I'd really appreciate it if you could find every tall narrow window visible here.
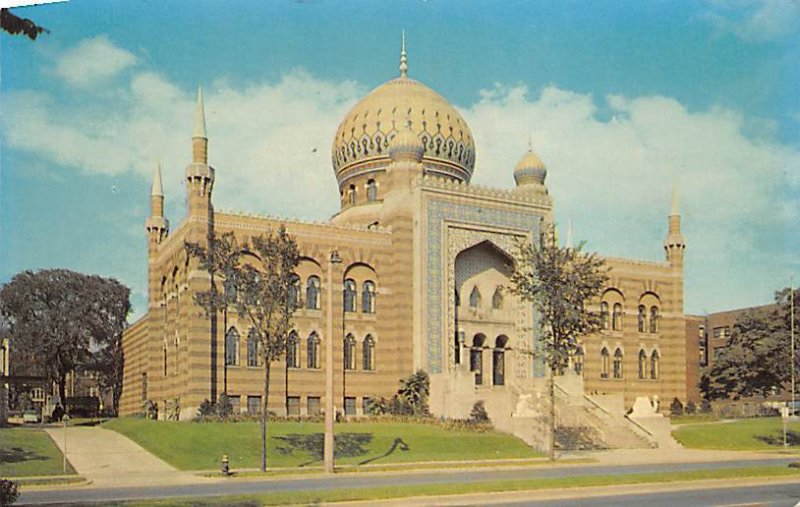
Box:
[286,331,299,368]
[306,276,320,310]
[343,279,357,313]
[288,275,300,308]
[471,334,485,385]
[343,334,356,370]
[163,341,168,376]
[307,332,320,369]
[225,328,239,366]
[349,184,356,205]
[638,349,647,379]
[600,347,609,378]
[612,303,623,331]
[247,329,258,367]
[649,306,659,333]
[362,281,376,314]
[650,350,660,379]
[363,335,375,371]
[613,348,623,379]
[469,286,481,308]
[600,302,609,330]
[493,336,508,386]
[638,305,646,333]
[492,287,503,310]
[366,179,377,201]
[573,348,584,375]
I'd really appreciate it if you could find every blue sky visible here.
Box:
[1,0,798,319]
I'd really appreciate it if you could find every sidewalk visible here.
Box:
[561,447,799,466]
[44,425,217,488]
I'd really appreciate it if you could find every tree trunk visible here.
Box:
[58,372,67,407]
[549,365,555,461]
[261,361,271,472]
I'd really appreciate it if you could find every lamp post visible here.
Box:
[324,250,342,474]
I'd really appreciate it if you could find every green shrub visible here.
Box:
[670,397,684,417]
[700,399,712,413]
[0,478,18,506]
[685,401,697,415]
[469,401,490,423]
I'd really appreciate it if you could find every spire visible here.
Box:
[670,184,680,216]
[565,218,574,249]
[151,160,164,197]
[192,86,207,139]
[399,30,408,78]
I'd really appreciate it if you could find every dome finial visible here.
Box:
[399,30,408,78]
[528,132,534,152]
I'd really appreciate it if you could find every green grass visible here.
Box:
[673,417,800,450]
[670,413,720,424]
[104,418,542,471]
[0,427,75,477]
[80,465,800,506]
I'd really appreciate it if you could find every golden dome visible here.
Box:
[331,76,476,186]
[513,149,547,186]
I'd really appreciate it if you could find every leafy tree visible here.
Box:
[1,8,47,40]
[0,269,130,408]
[509,225,608,459]
[188,226,299,472]
[701,287,800,401]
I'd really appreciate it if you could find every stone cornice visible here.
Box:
[416,174,551,209]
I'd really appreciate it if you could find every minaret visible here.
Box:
[664,185,686,267]
[185,86,215,216]
[145,161,169,244]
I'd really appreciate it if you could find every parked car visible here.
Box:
[22,411,41,423]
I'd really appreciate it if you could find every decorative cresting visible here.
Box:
[331,36,476,190]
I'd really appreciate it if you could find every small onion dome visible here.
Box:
[513,149,547,186]
[388,123,424,161]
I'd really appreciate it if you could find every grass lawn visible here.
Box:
[0,427,75,477]
[673,417,800,450]
[103,418,541,471]
[82,466,800,506]
[670,414,720,425]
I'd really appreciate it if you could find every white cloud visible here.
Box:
[463,83,800,312]
[704,0,800,42]
[54,35,138,88]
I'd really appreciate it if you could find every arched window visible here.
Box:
[638,305,646,333]
[286,331,299,368]
[600,347,609,378]
[225,328,239,366]
[349,184,356,205]
[600,302,609,330]
[650,350,660,379]
[247,329,258,367]
[287,275,300,308]
[649,306,659,333]
[638,349,647,379]
[307,332,320,369]
[306,276,320,310]
[492,287,503,310]
[367,179,377,201]
[573,348,584,375]
[343,334,356,370]
[362,281,376,314]
[471,334,485,385]
[493,335,508,386]
[612,303,623,331]
[363,335,375,371]
[343,279,357,313]
[613,348,623,379]
[469,286,481,308]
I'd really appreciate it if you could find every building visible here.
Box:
[119,43,687,446]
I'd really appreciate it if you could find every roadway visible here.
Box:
[17,457,800,505]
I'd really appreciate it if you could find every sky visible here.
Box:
[1,0,798,320]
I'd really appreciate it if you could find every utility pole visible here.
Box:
[324,250,341,474]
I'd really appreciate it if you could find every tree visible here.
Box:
[0,269,130,408]
[509,225,608,459]
[188,226,299,472]
[702,287,800,401]
[186,230,243,394]
[1,8,48,40]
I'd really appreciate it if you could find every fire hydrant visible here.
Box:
[221,454,230,476]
